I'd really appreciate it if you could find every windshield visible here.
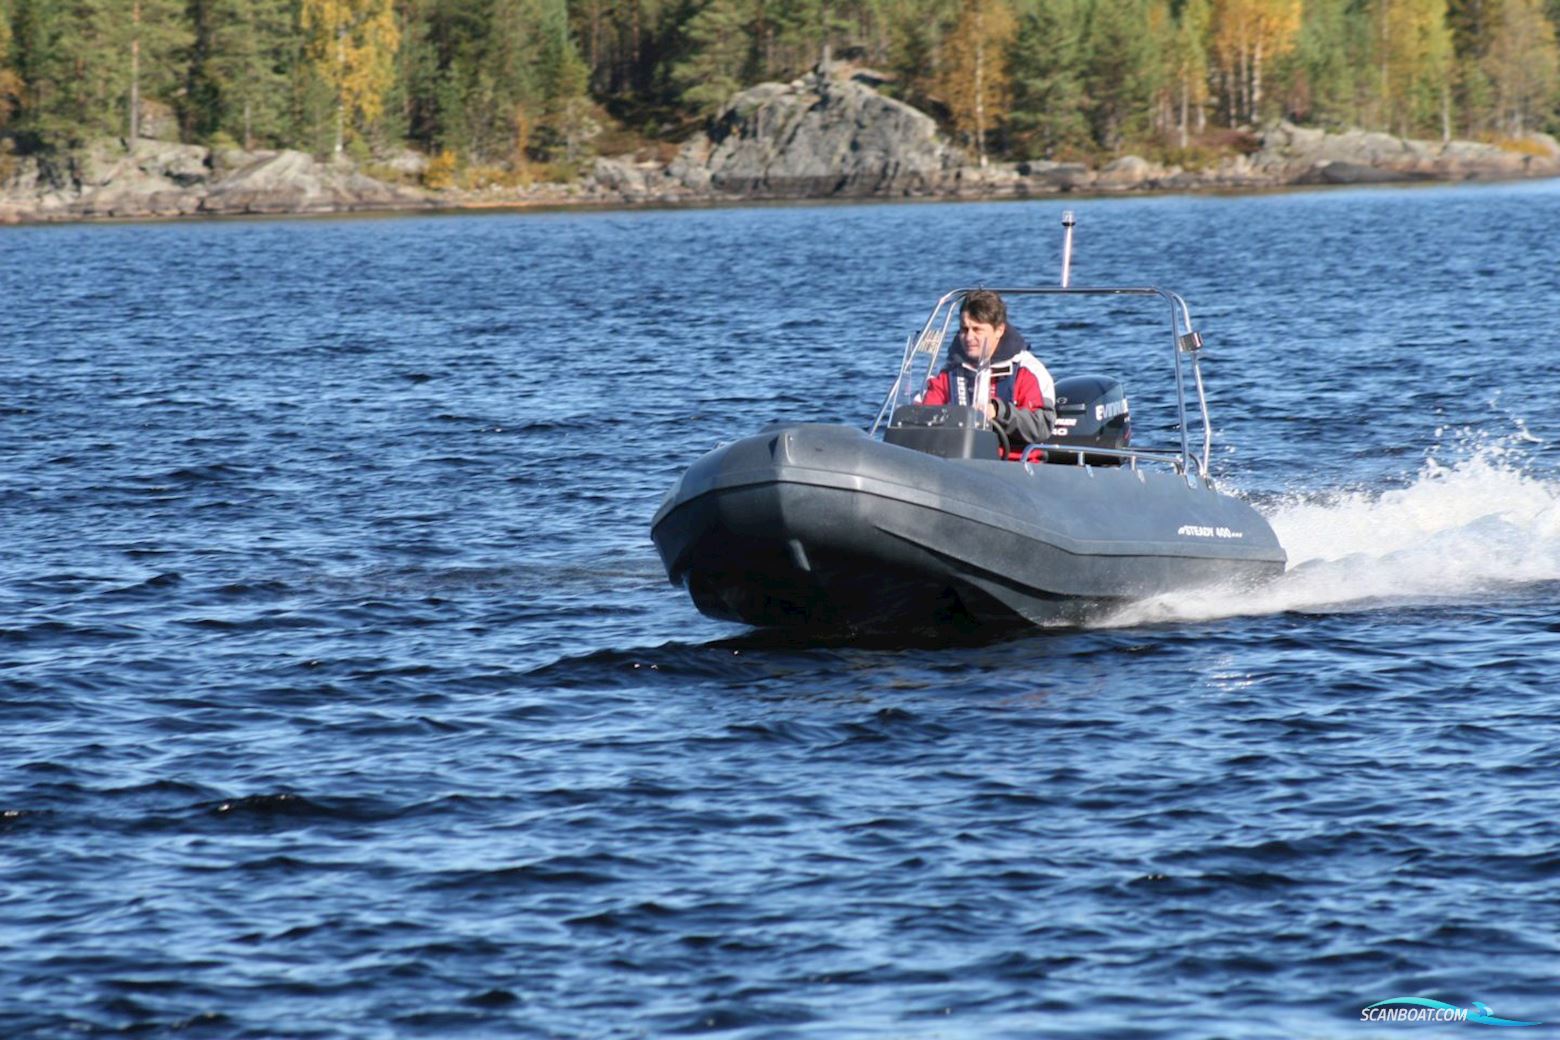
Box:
[890,330,948,412]
[885,292,962,415]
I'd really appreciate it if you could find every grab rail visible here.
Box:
[1018,443,1187,474]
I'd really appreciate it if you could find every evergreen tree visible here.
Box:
[407,0,483,153]
[884,0,955,111]
[384,0,432,146]
[126,0,193,140]
[19,0,190,143]
[1445,0,1495,131]
[1291,0,1367,125]
[763,0,861,75]
[587,0,680,100]
[6,0,56,140]
[483,0,549,160]
[1006,0,1091,158]
[671,0,754,115]
[185,0,295,147]
[536,0,594,161]
[67,0,129,137]
[1085,0,1157,148]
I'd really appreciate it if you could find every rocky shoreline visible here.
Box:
[4,67,1557,225]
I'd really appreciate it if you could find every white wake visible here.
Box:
[1105,438,1560,626]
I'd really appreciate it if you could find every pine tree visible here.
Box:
[405,0,486,155]
[16,0,189,143]
[885,0,955,112]
[1165,0,1211,145]
[1006,0,1091,158]
[1141,0,1210,145]
[536,0,594,161]
[1292,0,1367,126]
[6,0,55,139]
[601,0,676,97]
[484,0,549,160]
[671,0,754,115]
[390,0,439,148]
[765,0,861,76]
[185,0,294,147]
[1085,0,1156,148]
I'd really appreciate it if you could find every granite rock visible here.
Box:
[675,63,959,198]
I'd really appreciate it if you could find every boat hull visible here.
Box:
[651,424,1286,630]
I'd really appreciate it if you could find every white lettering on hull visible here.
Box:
[1177,524,1245,539]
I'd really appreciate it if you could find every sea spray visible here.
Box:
[1104,439,1560,626]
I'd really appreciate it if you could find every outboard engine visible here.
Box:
[1047,375,1130,465]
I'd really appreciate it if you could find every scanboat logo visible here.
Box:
[1360,997,1542,1027]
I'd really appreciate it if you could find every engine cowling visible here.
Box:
[1047,374,1130,465]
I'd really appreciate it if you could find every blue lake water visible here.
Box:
[3,181,1560,1038]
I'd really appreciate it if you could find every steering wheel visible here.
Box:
[991,421,1010,458]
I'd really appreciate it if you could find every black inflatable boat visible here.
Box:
[651,280,1286,631]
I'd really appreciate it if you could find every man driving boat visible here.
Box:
[919,289,1056,457]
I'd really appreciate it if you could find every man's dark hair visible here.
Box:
[960,290,1006,328]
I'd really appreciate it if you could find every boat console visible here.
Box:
[883,405,998,459]
[883,375,1132,464]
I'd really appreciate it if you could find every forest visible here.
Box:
[1,0,1557,182]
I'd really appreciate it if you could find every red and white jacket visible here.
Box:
[920,326,1056,456]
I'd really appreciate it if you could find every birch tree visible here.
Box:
[935,0,1015,166]
[300,0,400,156]
[1211,0,1300,123]
[1481,0,1560,133]
[0,0,21,129]
[1375,0,1454,135]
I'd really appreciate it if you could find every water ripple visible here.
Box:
[3,186,1560,1039]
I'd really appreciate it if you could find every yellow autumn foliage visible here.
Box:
[935,0,1017,165]
[1375,0,1454,135]
[423,149,458,189]
[1489,135,1556,157]
[300,0,400,151]
[1211,0,1301,121]
[0,0,20,131]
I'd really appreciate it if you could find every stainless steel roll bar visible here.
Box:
[871,285,1214,481]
